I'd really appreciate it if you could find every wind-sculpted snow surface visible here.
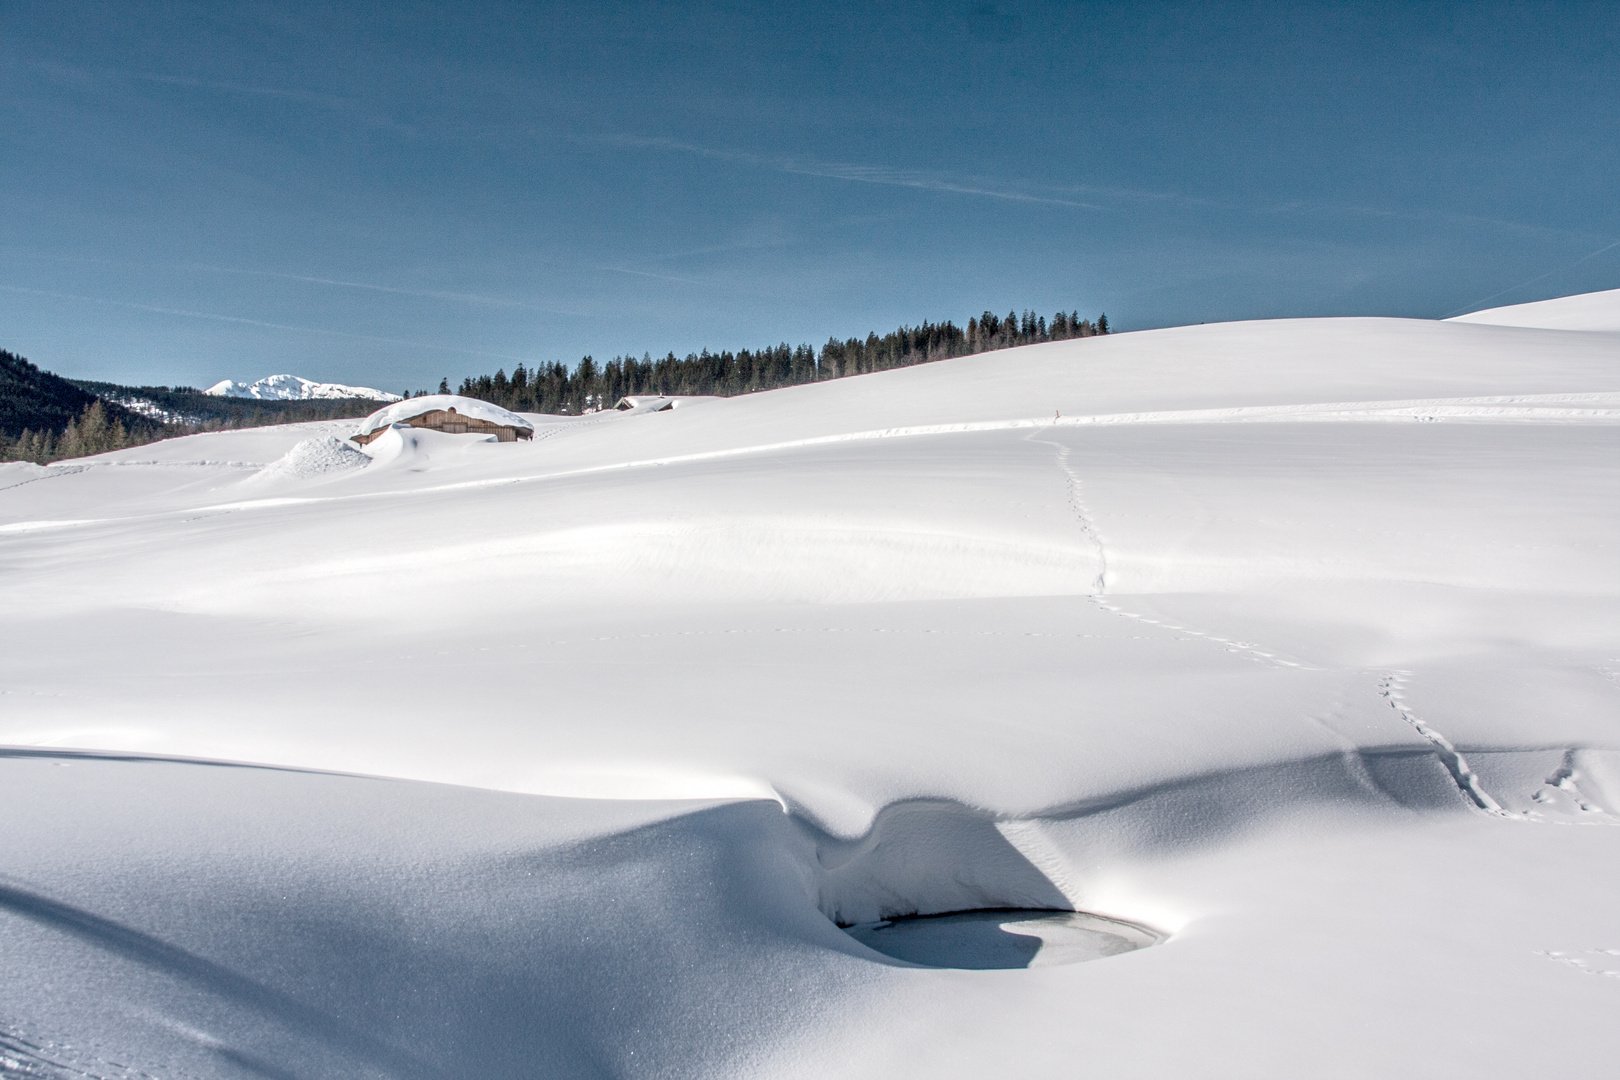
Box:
[2,301,1620,1077]
[1449,287,1620,331]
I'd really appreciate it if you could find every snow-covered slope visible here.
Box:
[204,373,402,400]
[1449,285,1620,330]
[2,308,1619,1078]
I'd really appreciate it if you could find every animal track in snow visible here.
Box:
[1024,425,1108,594]
[1024,424,1309,671]
[1541,950,1620,979]
[1379,672,1507,814]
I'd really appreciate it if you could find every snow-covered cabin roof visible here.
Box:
[613,395,719,413]
[352,395,535,440]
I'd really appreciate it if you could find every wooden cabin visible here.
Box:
[350,406,532,445]
[614,396,675,411]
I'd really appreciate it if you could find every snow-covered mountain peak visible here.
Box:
[203,374,401,401]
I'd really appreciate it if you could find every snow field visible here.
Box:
[2,297,1620,1077]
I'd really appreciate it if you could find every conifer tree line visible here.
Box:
[1,305,1109,463]
[0,399,158,464]
[0,397,380,464]
[449,308,1109,414]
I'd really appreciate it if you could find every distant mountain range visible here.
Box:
[69,379,390,432]
[204,374,402,402]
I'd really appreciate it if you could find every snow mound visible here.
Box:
[249,436,370,482]
[351,394,534,439]
[615,395,720,413]
[204,374,402,401]
[1448,286,1620,331]
[354,423,447,468]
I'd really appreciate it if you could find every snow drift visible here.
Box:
[248,435,371,483]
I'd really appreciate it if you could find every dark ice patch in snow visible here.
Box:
[845,908,1160,970]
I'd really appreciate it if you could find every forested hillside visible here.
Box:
[1,349,151,439]
[453,308,1109,414]
[1,349,167,461]
[70,380,382,428]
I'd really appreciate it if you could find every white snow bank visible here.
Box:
[1448,286,1620,331]
[204,374,402,401]
[248,436,370,483]
[351,394,535,439]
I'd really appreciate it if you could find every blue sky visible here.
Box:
[2,1,1617,392]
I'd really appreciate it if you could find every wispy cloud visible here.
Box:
[599,266,709,286]
[0,249,588,318]
[1259,197,1599,243]
[1441,237,1620,317]
[595,133,1119,211]
[597,133,1606,249]
[31,60,417,136]
[0,284,540,364]
[185,264,581,315]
